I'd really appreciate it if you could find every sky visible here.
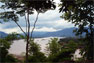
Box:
[0,0,74,33]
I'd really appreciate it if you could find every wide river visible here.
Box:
[8,37,82,60]
[9,37,56,55]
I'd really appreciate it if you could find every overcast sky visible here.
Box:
[0,0,74,33]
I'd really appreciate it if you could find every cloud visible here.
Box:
[34,27,57,32]
[0,27,21,33]
[0,18,74,33]
[0,0,75,33]
[34,19,74,29]
[0,21,17,29]
[53,19,75,29]
[0,26,58,33]
[29,7,62,22]
[0,8,62,29]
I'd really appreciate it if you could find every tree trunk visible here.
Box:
[88,23,94,60]
[26,8,30,63]
[90,25,94,60]
[26,38,29,63]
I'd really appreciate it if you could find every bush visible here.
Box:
[47,38,78,62]
[27,40,47,62]
[0,39,18,62]
[28,52,47,62]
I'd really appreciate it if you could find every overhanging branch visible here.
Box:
[15,21,27,36]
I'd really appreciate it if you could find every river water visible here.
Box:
[8,37,82,60]
[9,37,62,55]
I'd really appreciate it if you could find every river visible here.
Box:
[8,37,82,60]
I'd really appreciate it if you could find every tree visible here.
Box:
[0,0,56,62]
[47,38,62,62]
[29,40,41,56]
[47,38,61,56]
[0,39,18,62]
[5,32,19,41]
[47,38,77,62]
[59,0,94,60]
[28,40,47,62]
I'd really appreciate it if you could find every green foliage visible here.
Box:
[0,39,11,49]
[47,38,61,55]
[0,0,56,22]
[5,54,19,63]
[0,39,18,62]
[59,0,94,60]
[80,38,94,60]
[0,11,19,23]
[59,37,80,44]
[65,40,78,50]
[18,34,26,39]
[0,39,11,62]
[59,0,94,36]
[28,52,47,62]
[0,33,22,62]
[27,40,47,62]
[5,32,24,41]
[47,38,78,62]
[5,32,18,41]
[48,48,73,62]
[29,40,40,55]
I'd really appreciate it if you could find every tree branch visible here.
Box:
[31,12,39,38]
[27,8,30,39]
[15,21,27,36]
[25,13,28,34]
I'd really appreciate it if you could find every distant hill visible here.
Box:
[32,31,47,38]
[32,27,78,38]
[44,27,77,37]
[0,27,79,38]
[0,31,8,38]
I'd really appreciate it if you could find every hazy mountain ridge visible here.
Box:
[0,27,78,38]
[0,31,8,38]
[32,27,77,37]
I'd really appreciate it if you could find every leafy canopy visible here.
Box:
[59,0,94,60]
[0,0,56,22]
